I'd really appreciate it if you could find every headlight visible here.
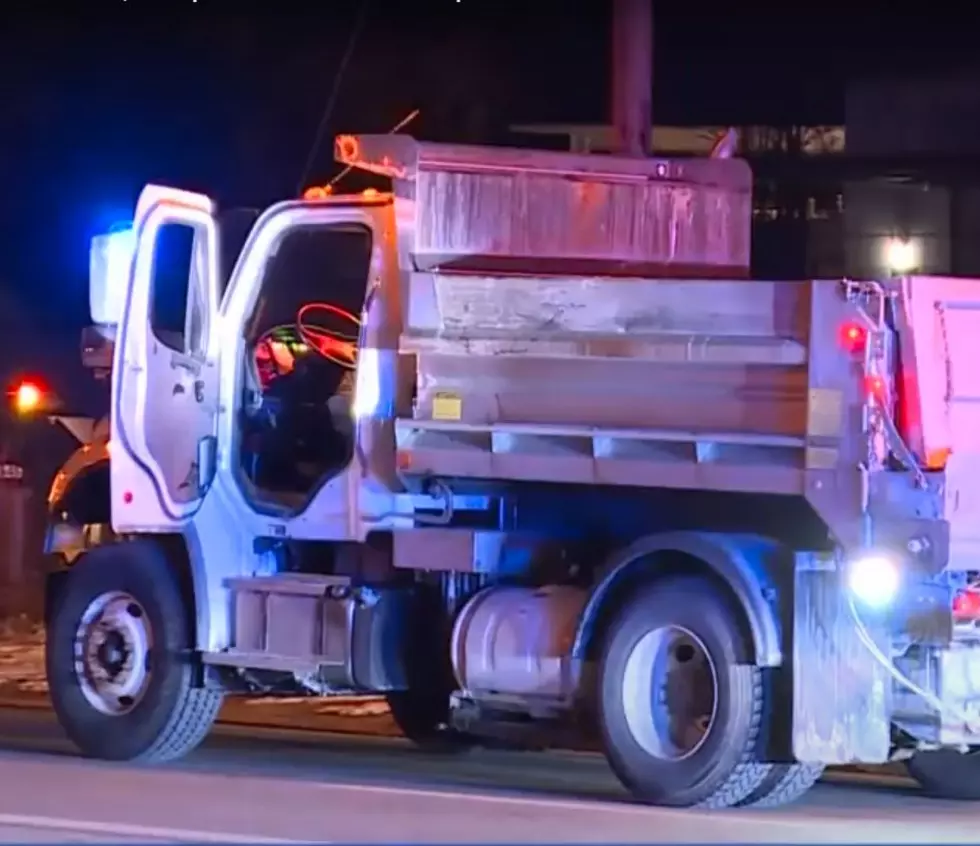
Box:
[847,554,901,609]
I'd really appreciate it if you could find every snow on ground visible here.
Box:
[0,620,46,696]
[0,623,391,718]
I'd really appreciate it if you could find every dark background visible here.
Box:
[0,1,972,613]
[1,3,975,330]
[0,1,973,413]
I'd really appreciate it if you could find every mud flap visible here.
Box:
[792,552,891,764]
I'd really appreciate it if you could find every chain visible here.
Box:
[844,279,929,490]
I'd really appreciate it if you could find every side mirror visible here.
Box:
[89,227,135,326]
[81,325,115,372]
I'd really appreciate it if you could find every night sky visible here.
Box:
[0,2,977,332]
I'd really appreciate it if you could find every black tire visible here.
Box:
[386,583,469,753]
[906,749,980,800]
[46,540,222,762]
[598,576,772,808]
[736,763,824,808]
[386,689,466,752]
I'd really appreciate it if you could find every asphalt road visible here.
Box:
[0,707,974,843]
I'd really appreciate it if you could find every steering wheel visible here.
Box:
[296,303,359,369]
[245,303,360,413]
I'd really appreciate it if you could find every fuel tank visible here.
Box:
[450,584,587,706]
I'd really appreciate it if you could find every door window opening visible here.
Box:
[237,223,373,513]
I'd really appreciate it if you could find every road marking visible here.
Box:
[0,813,305,844]
[301,780,977,839]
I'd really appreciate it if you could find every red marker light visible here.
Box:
[302,185,333,201]
[865,375,887,404]
[953,590,980,620]
[839,321,867,354]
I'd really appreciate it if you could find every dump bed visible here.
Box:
[339,136,980,565]
[398,273,843,494]
[335,136,830,493]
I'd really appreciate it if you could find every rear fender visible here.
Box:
[571,531,784,667]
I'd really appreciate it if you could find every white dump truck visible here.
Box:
[41,134,980,807]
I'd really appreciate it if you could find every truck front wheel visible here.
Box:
[46,541,222,762]
[906,749,980,799]
[598,576,772,808]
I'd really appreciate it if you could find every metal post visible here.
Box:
[610,0,653,157]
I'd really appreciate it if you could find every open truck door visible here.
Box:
[108,185,220,531]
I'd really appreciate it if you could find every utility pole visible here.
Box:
[610,0,653,157]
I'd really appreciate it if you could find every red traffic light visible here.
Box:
[9,379,46,416]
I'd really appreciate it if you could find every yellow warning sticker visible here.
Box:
[432,391,462,421]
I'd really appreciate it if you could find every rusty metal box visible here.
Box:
[336,134,752,278]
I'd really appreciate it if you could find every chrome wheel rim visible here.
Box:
[73,591,153,716]
[621,624,718,761]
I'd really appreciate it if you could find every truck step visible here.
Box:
[225,574,352,666]
[210,574,410,693]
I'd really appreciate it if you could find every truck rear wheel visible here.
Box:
[46,541,222,762]
[735,763,824,808]
[598,576,772,808]
[386,583,468,753]
[386,689,465,752]
[906,749,980,799]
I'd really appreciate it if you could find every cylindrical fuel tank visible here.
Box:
[450,585,587,702]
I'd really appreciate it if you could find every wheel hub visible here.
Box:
[74,592,153,716]
[95,630,128,678]
[621,625,719,761]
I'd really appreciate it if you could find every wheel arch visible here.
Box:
[49,459,111,526]
[46,532,205,653]
[572,531,784,667]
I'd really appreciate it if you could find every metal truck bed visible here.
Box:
[339,135,980,562]
[392,270,980,571]
[335,136,851,503]
[395,273,844,497]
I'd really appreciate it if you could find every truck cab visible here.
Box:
[42,134,980,807]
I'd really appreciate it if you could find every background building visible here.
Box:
[511,70,980,281]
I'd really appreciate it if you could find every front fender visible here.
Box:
[48,441,110,513]
[571,531,784,667]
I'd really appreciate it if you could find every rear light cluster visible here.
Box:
[838,319,891,406]
[953,589,980,621]
[838,321,867,355]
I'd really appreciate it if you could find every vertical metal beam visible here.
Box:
[610,0,653,157]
